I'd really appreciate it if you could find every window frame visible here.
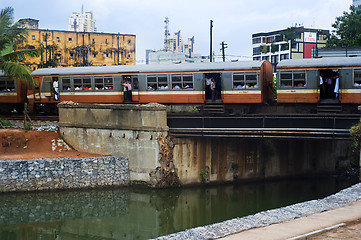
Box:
[94,76,114,90]
[0,77,16,92]
[354,69,361,88]
[279,70,306,88]
[147,74,169,90]
[171,73,193,89]
[232,72,259,89]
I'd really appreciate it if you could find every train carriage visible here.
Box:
[28,61,273,113]
[276,57,361,104]
[0,73,27,114]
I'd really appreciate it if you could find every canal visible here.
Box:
[0,176,358,240]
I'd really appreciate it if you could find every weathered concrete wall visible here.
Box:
[0,156,129,192]
[58,102,168,182]
[173,138,353,185]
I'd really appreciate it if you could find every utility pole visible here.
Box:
[220,41,228,62]
[210,20,213,62]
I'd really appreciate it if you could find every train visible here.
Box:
[0,56,360,115]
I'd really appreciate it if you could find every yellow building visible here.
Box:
[15,26,136,70]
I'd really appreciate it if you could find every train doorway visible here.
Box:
[319,69,340,102]
[122,75,139,102]
[204,73,222,102]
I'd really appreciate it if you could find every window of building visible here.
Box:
[68,37,72,41]
[253,56,261,61]
[280,71,306,88]
[171,74,193,89]
[253,47,261,55]
[271,55,279,64]
[280,54,289,60]
[128,39,131,45]
[105,38,109,44]
[74,76,91,90]
[56,37,60,42]
[61,77,71,91]
[262,56,269,61]
[280,44,289,51]
[232,72,258,89]
[32,35,35,40]
[104,53,110,58]
[354,69,361,87]
[252,37,261,44]
[95,76,113,90]
[0,77,15,92]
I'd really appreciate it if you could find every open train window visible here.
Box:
[280,71,306,88]
[74,76,92,90]
[232,72,258,89]
[62,77,71,91]
[354,69,361,87]
[95,76,113,90]
[171,74,193,89]
[0,78,15,92]
[147,74,169,90]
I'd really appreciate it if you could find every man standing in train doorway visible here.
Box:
[211,78,216,101]
[123,80,132,102]
[53,78,59,101]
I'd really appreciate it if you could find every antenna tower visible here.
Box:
[164,17,170,51]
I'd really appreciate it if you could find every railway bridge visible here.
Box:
[57,103,360,187]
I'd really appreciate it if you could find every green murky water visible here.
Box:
[0,177,358,240]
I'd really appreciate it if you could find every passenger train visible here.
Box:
[0,57,360,115]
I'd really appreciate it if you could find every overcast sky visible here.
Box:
[1,0,353,63]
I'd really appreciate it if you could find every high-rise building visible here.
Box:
[252,27,329,67]
[353,0,361,6]
[68,9,96,32]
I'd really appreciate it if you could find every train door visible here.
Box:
[203,73,222,102]
[122,75,139,102]
[319,69,340,102]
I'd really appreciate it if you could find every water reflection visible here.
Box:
[0,177,358,240]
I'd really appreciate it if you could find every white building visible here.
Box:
[146,50,207,64]
[353,0,361,6]
[68,11,96,32]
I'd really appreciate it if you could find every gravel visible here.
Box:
[7,120,58,131]
[154,182,361,240]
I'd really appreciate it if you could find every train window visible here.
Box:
[280,72,293,87]
[147,74,169,90]
[74,76,92,91]
[0,78,15,92]
[171,74,193,89]
[233,73,245,88]
[280,71,306,88]
[294,71,306,88]
[62,78,71,91]
[245,73,258,88]
[95,76,113,90]
[354,70,361,87]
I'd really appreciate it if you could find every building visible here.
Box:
[16,19,136,70]
[252,27,329,67]
[353,0,361,6]
[146,50,207,64]
[68,11,97,32]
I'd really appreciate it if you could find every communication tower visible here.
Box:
[164,17,170,51]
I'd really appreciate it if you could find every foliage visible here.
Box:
[326,5,361,47]
[200,169,207,184]
[0,7,40,86]
[231,163,239,171]
[271,43,278,53]
[260,45,269,54]
[273,75,277,100]
[350,120,361,144]
[282,26,296,42]
[25,122,32,131]
[0,118,12,127]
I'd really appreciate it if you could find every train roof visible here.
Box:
[31,61,267,76]
[277,57,361,69]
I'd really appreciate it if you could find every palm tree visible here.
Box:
[0,7,40,85]
[0,7,40,127]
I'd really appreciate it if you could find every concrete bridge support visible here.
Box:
[58,102,168,183]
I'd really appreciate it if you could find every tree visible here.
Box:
[0,7,40,85]
[326,5,361,47]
